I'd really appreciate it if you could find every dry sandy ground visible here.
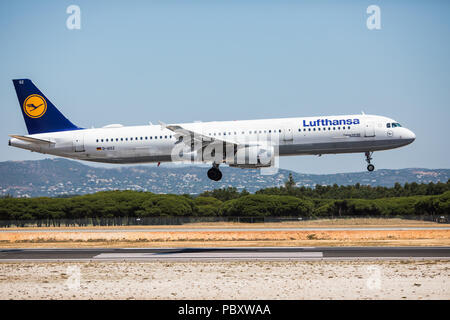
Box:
[1,229,449,248]
[1,219,448,248]
[0,260,448,299]
[5,218,449,230]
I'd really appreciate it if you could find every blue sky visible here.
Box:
[1,0,449,174]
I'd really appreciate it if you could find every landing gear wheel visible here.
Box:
[215,170,222,181]
[207,167,222,181]
[365,151,375,172]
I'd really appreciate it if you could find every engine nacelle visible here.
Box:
[227,145,275,168]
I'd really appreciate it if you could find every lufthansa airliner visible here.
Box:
[9,79,416,181]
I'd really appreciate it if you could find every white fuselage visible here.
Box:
[9,114,416,166]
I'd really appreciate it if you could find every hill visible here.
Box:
[0,158,448,197]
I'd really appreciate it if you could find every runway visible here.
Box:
[1,247,449,261]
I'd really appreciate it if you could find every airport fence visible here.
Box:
[0,215,448,228]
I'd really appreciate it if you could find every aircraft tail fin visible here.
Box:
[12,79,82,134]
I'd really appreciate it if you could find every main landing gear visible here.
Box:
[207,163,222,181]
[365,151,375,172]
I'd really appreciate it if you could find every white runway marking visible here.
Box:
[93,251,324,260]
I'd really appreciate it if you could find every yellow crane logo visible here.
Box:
[23,94,47,118]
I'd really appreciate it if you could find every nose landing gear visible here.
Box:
[365,152,375,172]
[207,163,222,181]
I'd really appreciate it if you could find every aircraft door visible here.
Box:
[364,121,375,137]
[73,134,85,152]
[282,128,293,142]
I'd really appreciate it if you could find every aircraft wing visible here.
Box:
[160,122,241,148]
[9,135,55,145]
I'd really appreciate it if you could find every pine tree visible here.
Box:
[284,173,296,191]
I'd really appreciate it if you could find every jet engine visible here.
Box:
[227,145,275,168]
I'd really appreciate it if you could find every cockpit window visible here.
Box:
[392,123,402,128]
[386,123,391,128]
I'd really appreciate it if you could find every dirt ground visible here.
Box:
[0,229,449,248]
[1,219,449,248]
[4,218,449,230]
[0,260,448,299]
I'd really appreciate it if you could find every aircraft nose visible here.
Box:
[407,129,416,140]
[403,128,416,144]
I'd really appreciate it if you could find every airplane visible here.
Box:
[9,79,416,181]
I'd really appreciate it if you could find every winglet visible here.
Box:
[158,121,167,130]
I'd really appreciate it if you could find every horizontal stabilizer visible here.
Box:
[9,134,55,144]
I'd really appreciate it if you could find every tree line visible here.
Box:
[256,175,450,199]
[200,177,450,201]
[0,178,448,227]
